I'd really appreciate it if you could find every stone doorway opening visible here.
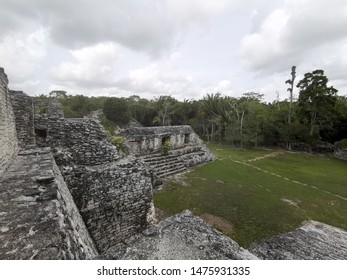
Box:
[184,133,190,144]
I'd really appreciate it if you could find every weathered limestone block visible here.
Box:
[0,148,98,259]
[99,210,258,260]
[62,158,154,252]
[0,68,18,175]
[250,221,347,260]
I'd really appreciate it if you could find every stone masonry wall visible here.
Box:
[63,159,154,252]
[47,118,119,166]
[0,68,18,175]
[10,90,35,148]
[126,125,203,155]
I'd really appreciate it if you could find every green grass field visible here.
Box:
[154,144,347,247]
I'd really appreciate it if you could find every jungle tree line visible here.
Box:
[42,69,347,148]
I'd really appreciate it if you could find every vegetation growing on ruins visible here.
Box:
[161,140,173,155]
[41,69,347,149]
[154,144,347,247]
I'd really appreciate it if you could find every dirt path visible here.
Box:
[247,151,284,162]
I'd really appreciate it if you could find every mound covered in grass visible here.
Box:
[154,144,347,247]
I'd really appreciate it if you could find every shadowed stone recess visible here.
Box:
[250,221,347,260]
[99,210,258,260]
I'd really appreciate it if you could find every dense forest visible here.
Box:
[38,69,347,149]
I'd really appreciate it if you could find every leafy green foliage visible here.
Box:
[103,97,131,126]
[105,131,128,155]
[335,139,347,149]
[161,140,172,155]
[297,69,338,143]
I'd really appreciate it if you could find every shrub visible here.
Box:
[38,105,48,115]
[161,140,172,155]
[335,139,347,149]
[106,132,128,155]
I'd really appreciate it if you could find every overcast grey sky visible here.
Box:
[1,0,347,101]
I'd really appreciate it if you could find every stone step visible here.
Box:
[156,165,187,178]
[149,160,182,170]
[142,154,178,162]
[140,146,208,179]
[143,156,181,165]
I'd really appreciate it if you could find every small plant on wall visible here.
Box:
[161,140,172,155]
[105,131,129,155]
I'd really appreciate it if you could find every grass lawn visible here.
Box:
[154,144,347,248]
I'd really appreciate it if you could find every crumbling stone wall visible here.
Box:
[34,99,118,165]
[34,101,154,252]
[126,125,202,155]
[10,90,35,148]
[0,68,18,175]
[63,159,153,252]
[47,118,119,166]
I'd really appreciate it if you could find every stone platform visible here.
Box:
[250,221,347,259]
[0,148,97,259]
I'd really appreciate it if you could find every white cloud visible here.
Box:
[1,0,238,57]
[240,0,347,76]
[115,62,197,99]
[0,28,48,89]
[213,80,234,95]
[50,42,120,88]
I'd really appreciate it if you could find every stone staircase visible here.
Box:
[141,153,187,178]
[139,145,215,180]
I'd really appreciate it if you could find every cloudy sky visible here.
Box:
[1,0,347,102]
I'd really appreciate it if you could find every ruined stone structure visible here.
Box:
[0,68,97,259]
[127,125,202,154]
[33,99,154,252]
[250,221,347,260]
[2,67,347,260]
[126,126,216,180]
[0,147,97,259]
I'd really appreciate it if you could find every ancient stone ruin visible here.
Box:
[125,126,215,186]
[0,67,236,259]
[1,67,347,260]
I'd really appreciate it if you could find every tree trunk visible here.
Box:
[240,109,244,149]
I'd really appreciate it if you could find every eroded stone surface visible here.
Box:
[0,148,97,259]
[250,221,347,260]
[99,210,258,260]
[0,67,18,175]
[10,90,35,148]
[62,158,154,252]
